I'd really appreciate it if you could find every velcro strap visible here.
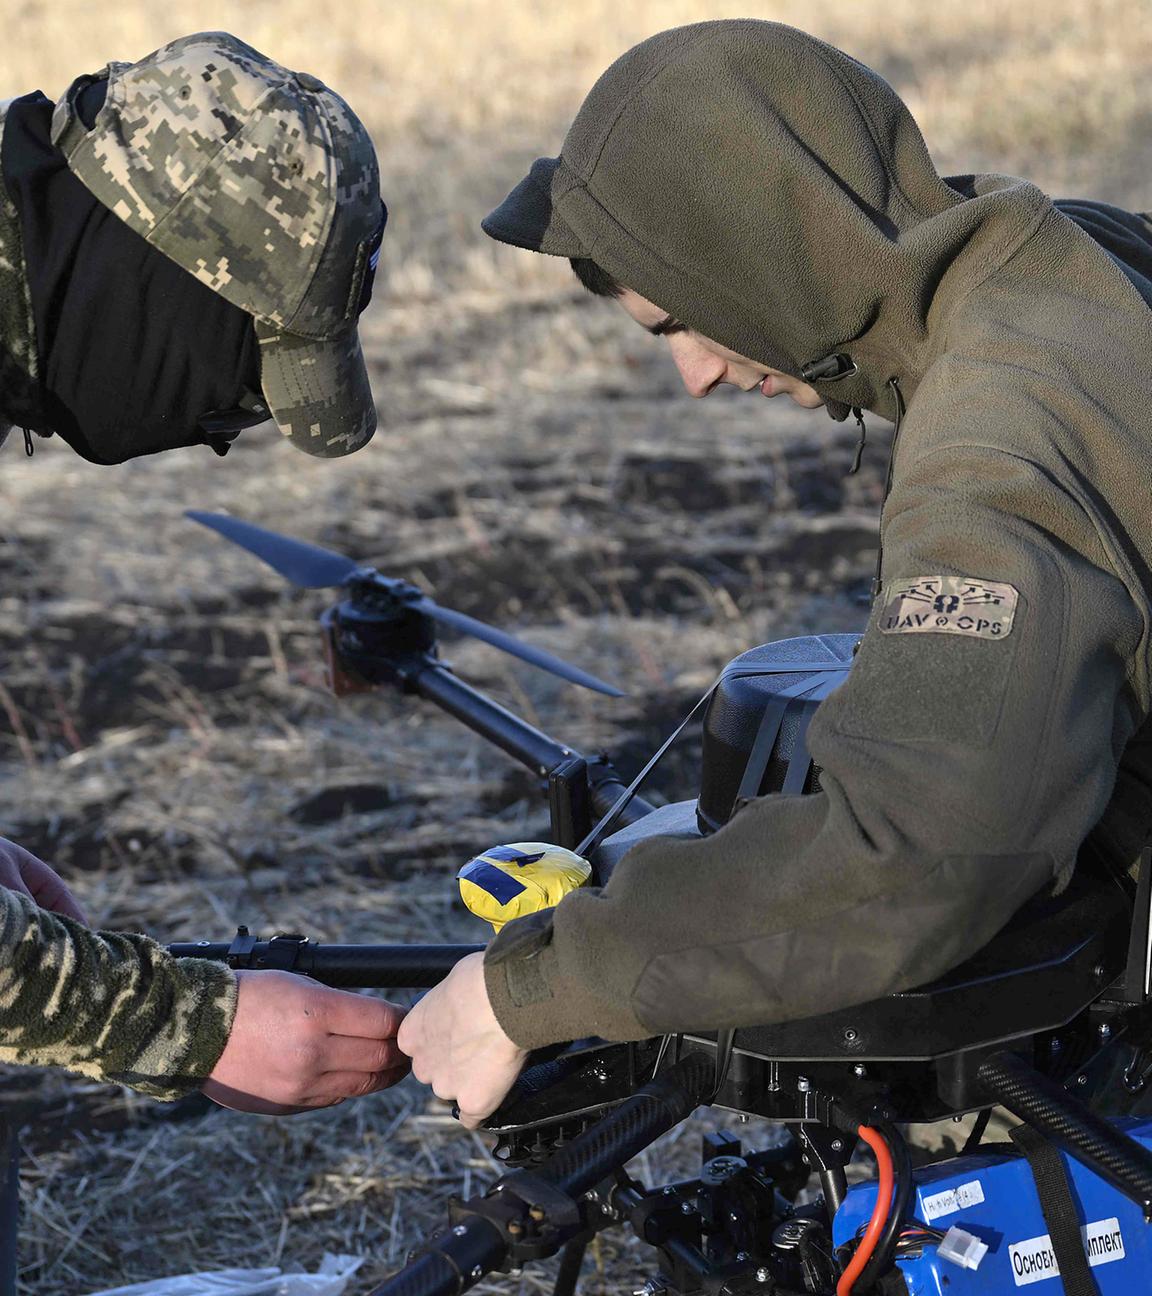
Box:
[1010,1124,1100,1296]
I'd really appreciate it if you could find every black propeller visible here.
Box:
[187,511,624,698]
[186,510,360,588]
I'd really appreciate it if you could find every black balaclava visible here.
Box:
[2,89,263,464]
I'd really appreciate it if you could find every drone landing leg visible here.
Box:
[817,1165,847,1218]
[0,1115,17,1296]
[552,1237,588,1296]
[797,1124,850,1217]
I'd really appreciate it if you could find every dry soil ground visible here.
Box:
[1,1,1149,1291]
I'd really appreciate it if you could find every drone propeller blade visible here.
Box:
[187,511,623,696]
[186,511,361,589]
[412,597,624,697]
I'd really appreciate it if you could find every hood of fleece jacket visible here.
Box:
[482,20,1051,422]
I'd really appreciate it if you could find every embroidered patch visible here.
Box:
[878,576,1019,640]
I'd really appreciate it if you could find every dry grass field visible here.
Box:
[1,1,1149,1291]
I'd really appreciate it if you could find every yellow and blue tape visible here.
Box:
[458,841,591,932]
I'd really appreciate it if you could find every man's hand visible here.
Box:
[203,970,411,1115]
[0,836,88,923]
[397,951,528,1129]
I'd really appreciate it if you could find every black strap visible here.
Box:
[709,1028,735,1102]
[1,1113,19,1296]
[733,691,791,808]
[781,704,817,795]
[780,672,844,796]
[1010,1124,1100,1296]
[734,676,827,810]
[961,1108,993,1155]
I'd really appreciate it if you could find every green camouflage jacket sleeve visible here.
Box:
[3,102,236,1094]
[0,886,237,1099]
[0,98,45,446]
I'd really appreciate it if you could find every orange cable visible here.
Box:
[836,1124,895,1296]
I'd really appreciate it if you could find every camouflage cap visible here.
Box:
[49,31,383,457]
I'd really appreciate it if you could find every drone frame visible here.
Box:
[6,548,1152,1296]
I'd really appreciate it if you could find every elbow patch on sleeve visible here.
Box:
[816,470,1138,854]
[836,581,1029,745]
[835,537,1060,749]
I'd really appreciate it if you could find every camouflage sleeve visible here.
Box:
[0,886,237,1099]
[0,99,46,439]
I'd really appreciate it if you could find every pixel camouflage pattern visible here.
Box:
[0,98,48,445]
[51,32,380,454]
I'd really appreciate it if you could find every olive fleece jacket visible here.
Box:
[480,21,1152,1048]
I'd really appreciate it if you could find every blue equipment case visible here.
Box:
[832,1119,1152,1294]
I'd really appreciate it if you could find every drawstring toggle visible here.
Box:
[848,408,867,474]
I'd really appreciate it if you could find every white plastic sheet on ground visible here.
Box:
[83,1253,364,1296]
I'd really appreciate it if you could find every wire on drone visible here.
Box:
[857,1117,913,1284]
[836,1125,894,1296]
